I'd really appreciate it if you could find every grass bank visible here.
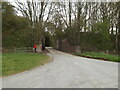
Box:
[2,52,51,76]
[74,52,119,62]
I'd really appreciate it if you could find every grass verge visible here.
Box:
[2,52,51,76]
[74,52,119,62]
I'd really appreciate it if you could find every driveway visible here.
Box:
[2,48,118,88]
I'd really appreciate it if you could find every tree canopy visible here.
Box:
[2,1,120,54]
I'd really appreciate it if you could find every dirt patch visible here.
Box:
[41,49,49,54]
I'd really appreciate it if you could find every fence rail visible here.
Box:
[14,47,33,52]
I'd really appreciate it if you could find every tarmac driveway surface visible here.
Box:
[2,48,118,88]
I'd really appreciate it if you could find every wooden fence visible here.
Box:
[13,47,33,52]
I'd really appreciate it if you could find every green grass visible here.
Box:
[2,52,51,76]
[0,53,2,76]
[74,52,119,62]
